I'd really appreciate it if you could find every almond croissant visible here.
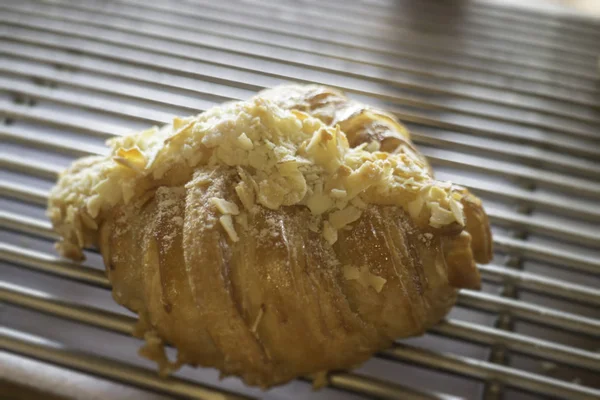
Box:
[47,84,492,388]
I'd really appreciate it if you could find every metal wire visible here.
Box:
[379,345,599,400]
[3,208,599,311]
[5,152,598,275]
[4,13,600,156]
[276,0,600,51]
[0,258,454,400]
[3,40,599,162]
[3,236,599,341]
[1,244,598,399]
[3,87,600,204]
[3,72,599,183]
[346,0,600,38]
[7,0,600,121]
[0,332,255,400]
[2,0,599,399]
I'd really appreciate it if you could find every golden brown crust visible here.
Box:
[261,84,492,266]
[260,85,425,163]
[460,190,494,264]
[100,169,463,386]
[51,84,492,388]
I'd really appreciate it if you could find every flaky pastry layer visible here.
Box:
[47,84,492,388]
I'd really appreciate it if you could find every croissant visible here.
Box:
[47,84,492,388]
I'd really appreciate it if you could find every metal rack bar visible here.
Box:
[4,152,598,275]
[278,0,600,49]
[379,345,600,400]
[0,332,256,400]
[475,264,600,307]
[0,154,63,180]
[430,320,600,372]
[145,0,600,78]
[14,0,600,87]
[2,1,599,398]
[4,12,600,136]
[493,236,600,274]
[419,149,600,199]
[1,125,105,157]
[10,0,600,117]
[4,40,598,135]
[3,149,597,253]
[0,283,136,336]
[1,243,111,289]
[434,173,600,223]
[6,2,600,128]
[0,181,48,206]
[5,124,600,270]
[130,0,600,65]
[0,211,55,241]
[2,242,598,339]
[220,0,600,64]
[4,42,600,160]
[3,209,598,310]
[0,269,456,400]
[484,208,599,247]
[0,101,125,139]
[457,290,599,337]
[3,70,600,181]
[3,85,600,198]
[339,0,600,37]
[5,136,599,226]
[1,283,596,374]
[1,249,598,400]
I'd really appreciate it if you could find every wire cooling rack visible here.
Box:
[1,0,599,399]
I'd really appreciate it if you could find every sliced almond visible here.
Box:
[210,197,240,215]
[219,215,239,242]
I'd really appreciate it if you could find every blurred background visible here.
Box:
[494,0,600,16]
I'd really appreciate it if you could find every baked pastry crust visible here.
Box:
[48,84,492,388]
